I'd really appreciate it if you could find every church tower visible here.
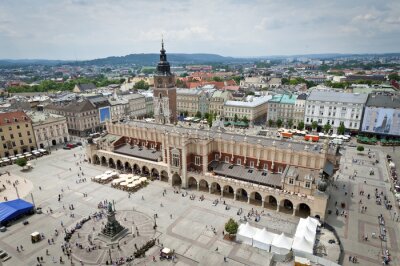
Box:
[153,39,177,124]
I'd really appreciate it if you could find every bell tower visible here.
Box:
[153,39,177,124]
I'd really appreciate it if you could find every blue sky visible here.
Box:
[0,0,399,59]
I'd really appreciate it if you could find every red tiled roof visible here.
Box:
[0,111,31,126]
[222,85,240,91]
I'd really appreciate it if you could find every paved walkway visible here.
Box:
[326,145,400,266]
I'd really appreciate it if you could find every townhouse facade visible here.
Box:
[304,90,368,133]
[0,111,37,157]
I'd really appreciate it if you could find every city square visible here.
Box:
[0,138,399,265]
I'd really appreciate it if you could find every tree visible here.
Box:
[204,112,210,119]
[207,115,213,127]
[234,114,238,122]
[212,76,223,82]
[287,119,293,129]
[15,158,27,168]
[224,218,239,236]
[388,73,400,81]
[232,76,242,85]
[297,121,305,131]
[242,116,249,124]
[276,119,283,128]
[133,80,149,90]
[311,121,318,131]
[337,122,346,135]
[323,123,332,134]
[184,111,189,117]
[357,145,364,152]
[195,111,202,118]
[268,119,275,127]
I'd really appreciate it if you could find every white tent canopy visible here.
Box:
[237,223,257,245]
[292,236,314,255]
[252,228,278,252]
[271,233,293,255]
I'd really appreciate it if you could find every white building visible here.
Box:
[125,94,147,118]
[108,96,129,122]
[27,111,70,149]
[224,95,272,123]
[304,90,368,133]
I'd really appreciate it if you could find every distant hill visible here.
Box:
[78,53,250,66]
[0,59,72,67]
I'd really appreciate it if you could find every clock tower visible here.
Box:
[153,39,177,124]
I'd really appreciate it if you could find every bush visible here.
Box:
[225,218,238,236]
[357,146,364,152]
[15,158,27,168]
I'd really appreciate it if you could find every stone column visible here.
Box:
[276,204,280,212]
[221,189,224,197]
[197,182,200,191]
[209,186,212,194]
[182,142,187,188]
[262,199,265,208]
[233,192,237,201]
[247,196,251,204]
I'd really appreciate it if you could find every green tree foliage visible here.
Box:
[268,119,275,127]
[311,121,318,130]
[176,79,186,88]
[195,111,202,118]
[297,121,305,130]
[141,67,156,75]
[133,80,150,90]
[7,76,123,93]
[212,76,223,82]
[337,122,346,135]
[204,113,210,120]
[184,111,189,117]
[276,119,283,128]
[232,76,242,85]
[287,119,293,129]
[207,115,213,127]
[388,73,400,81]
[180,73,189,77]
[224,218,239,235]
[357,145,364,152]
[323,123,332,133]
[15,158,27,168]
[234,114,238,122]
[242,116,249,124]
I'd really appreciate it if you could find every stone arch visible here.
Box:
[101,156,107,166]
[142,166,150,177]
[116,160,123,170]
[160,170,168,182]
[236,188,248,202]
[108,158,115,168]
[210,182,221,195]
[92,155,100,165]
[172,173,182,186]
[151,168,159,178]
[249,191,262,206]
[264,195,278,210]
[295,203,311,218]
[279,198,294,214]
[133,164,141,174]
[199,179,209,192]
[222,185,234,199]
[188,177,197,190]
[124,162,132,173]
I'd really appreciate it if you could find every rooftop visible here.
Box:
[225,95,272,108]
[114,143,162,162]
[26,111,66,125]
[0,111,30,126]
[307,90,368,104]
[121,120,328,154]
[209,161,283,188]
[366,93,400,109]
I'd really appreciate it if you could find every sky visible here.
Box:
[0,0,400,60]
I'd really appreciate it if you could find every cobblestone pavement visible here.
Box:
[326,144,400,266]
[0,147,299,266]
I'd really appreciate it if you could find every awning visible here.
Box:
[323,160,334,176]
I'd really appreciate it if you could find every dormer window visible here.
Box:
[305,181,311,188]
[289,178,294,184]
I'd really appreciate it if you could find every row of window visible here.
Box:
[0,124,29,132]
[0,130,31,140]
[2,138,33,149]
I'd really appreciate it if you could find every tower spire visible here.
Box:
[161,34,164,50]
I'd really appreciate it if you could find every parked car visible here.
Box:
[66,143,77,148]
[63,146,71,150]
[76,142,82,146]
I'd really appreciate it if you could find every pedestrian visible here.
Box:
[215,247,218,252]
[224,256,227,262]
[17,246,20,252]
[20,245,23,251]
[170,214,172,219]
[349,255,352,261]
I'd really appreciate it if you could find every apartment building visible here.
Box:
[224,95,271,123]
[0,111,36,157]
[27,111,70,149]
[267,94,297,126]
[209,91,232,116]
[176,88,204,116]
[304,90,368,133]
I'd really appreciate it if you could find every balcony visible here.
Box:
[114,144,162,162]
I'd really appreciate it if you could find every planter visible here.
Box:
[223,234,236,241]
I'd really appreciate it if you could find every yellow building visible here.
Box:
[0,111,37,157]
